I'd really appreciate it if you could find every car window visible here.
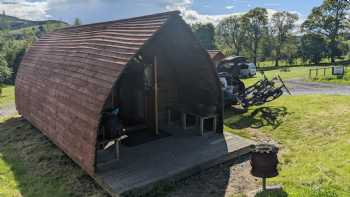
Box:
[248,64,256,69]
[240,64,248,69]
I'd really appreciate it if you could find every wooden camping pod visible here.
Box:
[15,11,223,175]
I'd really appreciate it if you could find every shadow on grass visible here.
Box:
[225,106,289,130]
[0,117,108,197]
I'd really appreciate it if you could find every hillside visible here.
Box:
[0,14,68,30]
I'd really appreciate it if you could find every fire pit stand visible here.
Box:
[250,143,279,192]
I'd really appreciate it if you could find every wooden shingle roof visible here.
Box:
[15,11,180,175]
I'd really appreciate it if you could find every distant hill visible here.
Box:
[0,14,68,30]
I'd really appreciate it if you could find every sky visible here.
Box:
[0,0,324,25]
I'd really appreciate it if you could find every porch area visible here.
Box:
[94,129,255,197]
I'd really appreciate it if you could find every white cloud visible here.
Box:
[162,0,192,10]
[0,0,306,26]
[225,5,234,10]
[180,9,243,25]
[0,0,50,20]
[162,0,304,26]
[162,0,235,24]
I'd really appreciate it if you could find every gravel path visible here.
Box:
[285,79,350,95]
[167,155,260,197]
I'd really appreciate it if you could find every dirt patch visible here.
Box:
[245,128,279,146]
[167,156,261,197]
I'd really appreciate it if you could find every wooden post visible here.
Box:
[111,84,115,107]
[199,117,204,136]
[324,68,326,76]
[309,69,311,78]
[213,117,217,133]
[154,56,159,135]
[167,109,171,126]
[262,178,266,192]
[115,139,120,161]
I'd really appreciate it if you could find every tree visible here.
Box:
[216,15,246,55]
[21,27,36,45]
[74,18,82,26]
[271,11,298,66]
[241,7,268,65]
[283,35,299,65]
[0,56,12,95]
[259,27,274,62]
[299,34,327,65]
[302,0,350,63]
[192,23,215,50]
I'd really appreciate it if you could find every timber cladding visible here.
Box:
[15,11,179,175]
[15,10,223,176]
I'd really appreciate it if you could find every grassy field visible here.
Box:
[0,115,107,197]
[257,57,348,67]
[243,66,350,87]
[308,67,350,85]
[242,67,309,87]
[224,95,350,197]
[0,85,15,107]
[1,80,350,196]
[0,85,107,196]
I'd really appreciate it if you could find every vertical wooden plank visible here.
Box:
[111,84,115,107]
[154,56,159,135]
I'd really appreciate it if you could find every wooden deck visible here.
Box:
[93,128,255,197]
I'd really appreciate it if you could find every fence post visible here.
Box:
[309,69,311,78]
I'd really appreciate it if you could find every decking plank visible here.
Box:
[94,130,255,196]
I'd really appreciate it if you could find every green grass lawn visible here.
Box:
[2,82,350,196]
[0,85,107,196]
[224,95,350,197]
[242,67,310,87]
[257,57,348,68]
[0,115,107,197]
[308,67,350,85]
[243,66,350,87]
[0,85,15,108]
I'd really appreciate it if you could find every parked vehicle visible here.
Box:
[217,56,256,78]
[218,72,245,106]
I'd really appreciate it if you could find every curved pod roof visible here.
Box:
[15,11,182,175]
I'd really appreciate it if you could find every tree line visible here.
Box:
[0,17,67,92]
[192,0,350,67]
[0,0,348,90]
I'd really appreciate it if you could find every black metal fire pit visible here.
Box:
[250,144,279,191]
